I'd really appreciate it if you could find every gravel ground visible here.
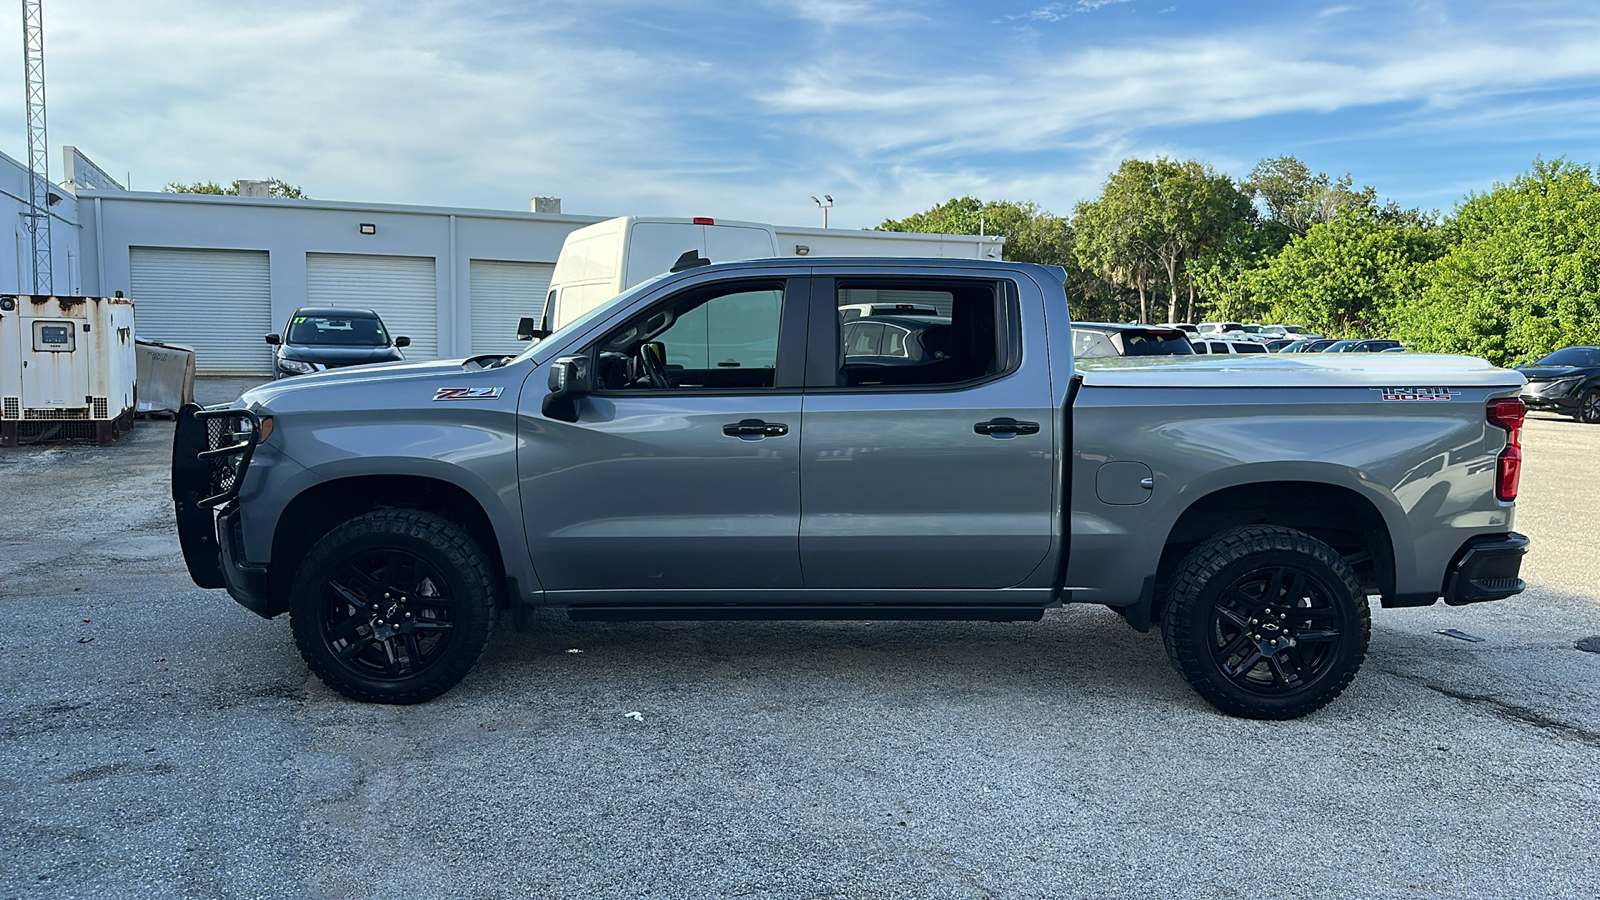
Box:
[1,383,1596,900]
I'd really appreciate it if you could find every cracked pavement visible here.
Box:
[1,382,1596,899]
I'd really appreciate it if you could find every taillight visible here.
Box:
[692,217,715,225]
[1487,397,1525,502]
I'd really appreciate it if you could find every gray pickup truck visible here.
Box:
[173,258,1530,719]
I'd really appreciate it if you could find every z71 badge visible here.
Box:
[1374,386,1460,402]
[432,387,504,401]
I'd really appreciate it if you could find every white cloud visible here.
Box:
[0,0,1594,228]
[1005,0,1134,23]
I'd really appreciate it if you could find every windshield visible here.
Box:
[1535,347,1600,367]
[1119,330,1195,356]
[510,271,674,366]
[287,314,389,346]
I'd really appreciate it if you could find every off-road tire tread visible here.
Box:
[290,509,498,704]
[1161,525,1370,720]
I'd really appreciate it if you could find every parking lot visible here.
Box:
[2,382,1597,900]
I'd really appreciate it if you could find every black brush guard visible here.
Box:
[172,403,262,589]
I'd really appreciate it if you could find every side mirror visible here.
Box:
[394,336,411,348]
[265,334,281,345]
[542,355,591,422]
[516,317,550,342]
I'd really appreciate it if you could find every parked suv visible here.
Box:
[1518,346,1600,423]
[1072,323,1195,358]
[265,308,410,379]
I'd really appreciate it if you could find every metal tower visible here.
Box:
[21,0,52,294]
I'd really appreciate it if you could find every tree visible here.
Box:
[878,196,1072,266]
[1073,158,1252,323]
[1392,157,1600,364]
[164,177,308,199]
[1235,214,1445,337]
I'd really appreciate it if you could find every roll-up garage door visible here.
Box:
[469,260,553,355]
[305,253,439,360]
[128,248,273,374]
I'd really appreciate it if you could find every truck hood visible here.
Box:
[238,357,512,411]
[1077,353,1526,389]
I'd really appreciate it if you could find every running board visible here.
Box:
[564,603,1049,623]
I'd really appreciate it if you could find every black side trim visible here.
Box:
[507,576,528,632]
[1382,591,1440,608]
[1051,373,1084,601]
[1443,532,1529,606]
[565,603,1048,623]
[1117,574,1158,632]
[217,505,280,618]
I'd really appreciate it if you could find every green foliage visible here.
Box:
[1073,157,1252,322]
[1392,158,1600,364]
[1236,215,1445,337]
[878,196,1071,266]
[164,177,308,199]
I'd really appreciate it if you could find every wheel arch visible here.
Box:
[268,473,514,615]
[1150,479,1399,621]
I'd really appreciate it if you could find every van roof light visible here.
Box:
[692,217,714,225]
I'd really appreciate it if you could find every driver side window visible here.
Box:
[593,281,786,391]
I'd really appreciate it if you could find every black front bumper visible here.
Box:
[172,404,276,615]
[1442,532,1529,605]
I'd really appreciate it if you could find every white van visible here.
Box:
[542,217,780,331]
[539,216,1007,332]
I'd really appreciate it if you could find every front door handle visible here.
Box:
[723,419,789,439]
[974,417,1041,437]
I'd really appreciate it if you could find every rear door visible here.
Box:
[797,269,1057,589]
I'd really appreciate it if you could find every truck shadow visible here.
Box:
[477,604,1191,709]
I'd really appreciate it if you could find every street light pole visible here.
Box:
[811,194,833,229]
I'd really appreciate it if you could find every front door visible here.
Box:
[518,275,809,599]
[798,272,1057,589]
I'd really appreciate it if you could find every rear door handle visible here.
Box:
[723,418,789,439]
[974,417,1040,437]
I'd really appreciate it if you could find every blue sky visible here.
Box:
[4,0,1599,228]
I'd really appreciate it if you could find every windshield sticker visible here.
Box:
[1373,387,1460,402]
[433,387,504,401]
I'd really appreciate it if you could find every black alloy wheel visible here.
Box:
[1204,564,1349,695]
[1578,389,1600,424]
[319,549,458,680]
[1163,525,1369,719]
[290,510,497,704]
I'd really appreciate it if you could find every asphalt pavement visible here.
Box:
[1,383,1596,899]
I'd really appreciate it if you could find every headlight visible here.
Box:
[1542,376,1583,397]
[277,358,317,374]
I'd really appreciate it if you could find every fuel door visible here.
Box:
[1096,461,1154,505]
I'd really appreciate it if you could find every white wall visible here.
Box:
[78,192,603,358]
[0,149,82,295]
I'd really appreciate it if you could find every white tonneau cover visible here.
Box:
[1076,353,1526,389]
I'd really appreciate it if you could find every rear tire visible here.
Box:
[290,510,498,704]
[1162,525,1370,719]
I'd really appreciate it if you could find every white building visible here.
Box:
[14,147,1000,375]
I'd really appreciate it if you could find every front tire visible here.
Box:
[1575,389,1600,424]
[290,510,498,704]
[1162,526,1370,719]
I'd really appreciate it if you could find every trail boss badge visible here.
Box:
[432,387,504,401]
[1373,386,1460,401]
